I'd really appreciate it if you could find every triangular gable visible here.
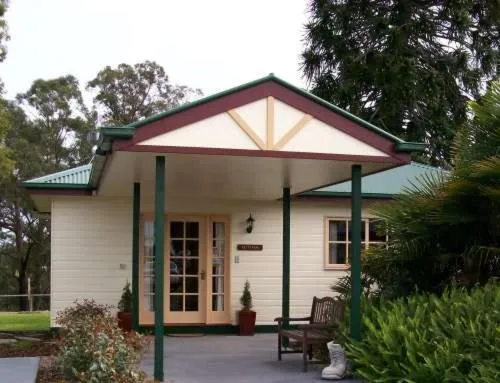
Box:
[138,97,388,157]
[113,75,420,161]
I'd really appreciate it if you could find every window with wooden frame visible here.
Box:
[324,218,388,270]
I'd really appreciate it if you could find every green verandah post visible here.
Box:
[132,182,141,332]
[350,164,362,341]
[154,156,165,381]
[282,187,291,347]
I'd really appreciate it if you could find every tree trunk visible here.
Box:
[17,270,28,311]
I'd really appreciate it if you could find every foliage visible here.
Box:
[360,79,500,299]
[302,0,500,165]
[0,0,9,62]
[118,281,132,312]
[55,299,146,383]
[16,75,94,169]
[346,283,500,382]
[240,280,253,311]
[87,60,202,125]
[0,2,12,178]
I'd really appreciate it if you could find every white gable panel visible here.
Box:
[137,113,260,150]
[234,99,267,143]
[281,118,389,156]
[274,99,305,144]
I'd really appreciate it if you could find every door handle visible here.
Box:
[200,270,206,280]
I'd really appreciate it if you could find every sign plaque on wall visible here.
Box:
[237,244,263,251]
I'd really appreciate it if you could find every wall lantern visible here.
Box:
[246,214,255,233]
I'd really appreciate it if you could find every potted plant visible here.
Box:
[117,281,132,332]
[238,280,256,336]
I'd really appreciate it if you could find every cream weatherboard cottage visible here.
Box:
[23,75,425,381]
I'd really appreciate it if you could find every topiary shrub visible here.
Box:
[118,281,132,312]
[346,282,500,382]
[240,280,253,311]
[55,299,146,382]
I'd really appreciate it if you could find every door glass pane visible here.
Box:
[170,295,183,311]
[170,240,184,257]
[186,222,199,238]
[170,259,183,274]
[170,275,183,293]
[211,221,226,313]
[212,295,224,311]
[212,258,224,275]
[185,277,199,293]
[213,239,225,257]
[213,222,225,239]
[212,277,224,293]
[170,221,184,238]
[185,240,199,257]
[143,221,155,311]
[185,259,199,275]
[185,295,198,311]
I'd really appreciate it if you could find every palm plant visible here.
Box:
[344,80,500,299]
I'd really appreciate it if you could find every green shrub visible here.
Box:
[346,282,500,382]
[118,281,133,312]
[55,299,146,383]
[240,280,253,310]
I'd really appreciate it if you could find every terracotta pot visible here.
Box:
[238,309,256,336]
[117,311,132,332]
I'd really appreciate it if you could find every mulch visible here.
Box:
[0,332,61,382]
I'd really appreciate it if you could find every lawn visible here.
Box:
[0,311,50,332]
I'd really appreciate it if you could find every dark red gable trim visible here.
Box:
[120,144,409,164]
[116,80,407,161]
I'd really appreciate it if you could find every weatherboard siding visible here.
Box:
[50,196,379,326]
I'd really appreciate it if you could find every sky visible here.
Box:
[1,0,309,101]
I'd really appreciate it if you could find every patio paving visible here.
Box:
[0,357,39,383]
[142,334,361,383]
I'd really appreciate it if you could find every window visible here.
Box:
[325,218,387,269]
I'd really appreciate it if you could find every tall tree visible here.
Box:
[0,103,50,310]
[16,75,94,169]
[302,0,500,165]
[87,60,202,126]
[0,0,12,178]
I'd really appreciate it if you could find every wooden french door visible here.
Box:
[166,216,206,323]
[139,214,230,325]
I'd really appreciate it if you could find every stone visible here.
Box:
[0,339,17,345]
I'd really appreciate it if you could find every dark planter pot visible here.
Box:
[117,311,132,332]
[238,309,256,336]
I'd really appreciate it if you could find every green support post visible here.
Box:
[154,156,165,381]
[132,182,140,332]
[282,187,290,346]
[350,164,362,341]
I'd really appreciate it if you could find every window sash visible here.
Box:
[325,218,387,268]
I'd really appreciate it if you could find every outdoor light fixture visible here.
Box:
[246,214,255,233]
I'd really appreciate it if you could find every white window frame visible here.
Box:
[324,217,388,270]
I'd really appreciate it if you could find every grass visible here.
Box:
[0,311,50,332]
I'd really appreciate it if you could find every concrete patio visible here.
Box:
[142,334,361,383]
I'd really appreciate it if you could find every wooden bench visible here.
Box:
[274,297,345,372]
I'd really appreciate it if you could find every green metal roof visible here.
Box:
[23,161,445,198]
[306,162,446,198]
[23,164,91,189]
